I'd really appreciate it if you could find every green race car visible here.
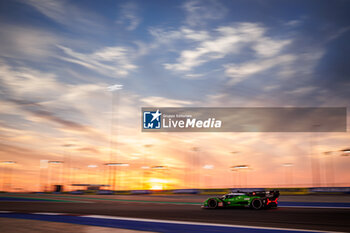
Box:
[202,190,280,210]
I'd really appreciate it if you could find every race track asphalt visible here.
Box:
[0,194,350,232]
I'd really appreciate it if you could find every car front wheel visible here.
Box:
[207,198,218,209]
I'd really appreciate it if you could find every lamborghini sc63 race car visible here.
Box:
[202,190,279,210]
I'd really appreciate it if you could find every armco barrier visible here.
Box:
[309,187,350,194]
[97,190,114,195]
[200,189,230,195]
[65,187,349,195]
[172,189,200,194]
[266,188,309,195]
[70,190,84,194]
[151,190,174,195]
[130,190,152,194]
[114,190,132,195]
[229,188,265,193]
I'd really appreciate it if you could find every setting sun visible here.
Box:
[149,178,168,190]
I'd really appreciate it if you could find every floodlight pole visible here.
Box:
[48,161,63,192]
[282,163,294,187]
[107,84,123,191]
[142,144,152,190]
[310,124,321,187]
[230,151,239,188]
[1,161,16,192]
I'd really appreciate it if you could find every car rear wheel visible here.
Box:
[251,198,263,210]
[208,198,218,209]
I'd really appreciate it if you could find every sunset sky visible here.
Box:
[1,0,350,192]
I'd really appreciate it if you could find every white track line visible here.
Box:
[280,205,350,209]
[0,211,344,232]
[31,212,67,215]
[81,215,340,233]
